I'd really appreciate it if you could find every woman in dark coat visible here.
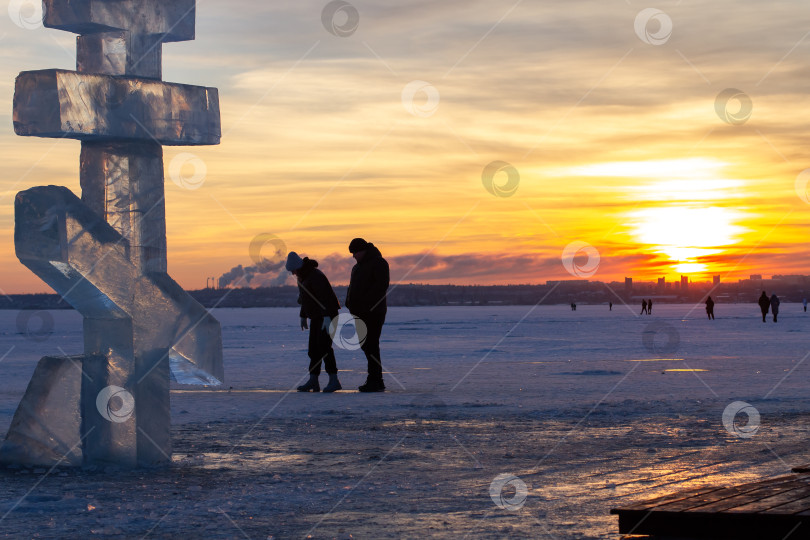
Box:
[770,294,780,323]
[286,252,342,392]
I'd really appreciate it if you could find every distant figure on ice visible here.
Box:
[770,294,780,323]
[705,296,715,320]
[647,299,653,314]
[804,298,807,312]
[570,302,576,311]
[286,252,342,393]
[609,302,613,311]
[346,238,390,392]
[640,299,648,315]
[758,291,770,322]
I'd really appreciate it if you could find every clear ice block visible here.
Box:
[13,70,220,145]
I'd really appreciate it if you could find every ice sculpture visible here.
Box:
[0,0,223,468]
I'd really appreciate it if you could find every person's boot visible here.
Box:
[297,374,320,392]
[358,379,385,392]
[323,373,342,393]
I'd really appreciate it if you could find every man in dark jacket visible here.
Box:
[705,296,715,320]
[758,291,770,323]
[345,238,390,392]
[286,252,342,392]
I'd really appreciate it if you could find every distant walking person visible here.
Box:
[758,291,770,323]
[641,299,648,315]
[705,296,715,320]
[770,294,780,323]
[804,298,807,312]
[286,252,342,393]
[609,302,613,311]
[647,299,653,314]
[570,302,576,311]
[346,238,390,392]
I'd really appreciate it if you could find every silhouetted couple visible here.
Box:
[285,238,390,393]
[641,299,652,315]
[758,291,779,323]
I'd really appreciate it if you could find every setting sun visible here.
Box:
[629,205,747,276]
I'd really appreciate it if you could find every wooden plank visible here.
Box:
[612,475,797,513]
[651,476,799,513]
[613,473,810,537]
[609,484,725,513]
[689,479,809,513]
[754,493,810,515]
[726,483,810,513]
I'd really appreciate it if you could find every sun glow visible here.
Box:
[630,206,746,275]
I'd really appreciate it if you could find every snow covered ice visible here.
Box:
[1,302,810,537]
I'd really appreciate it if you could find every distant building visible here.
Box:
[680,275,688,291]
[750,274,763,281]
[625,277,633,291]
[773,275,806,285]
[713,275,720,286]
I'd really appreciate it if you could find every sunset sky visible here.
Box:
[1,0,810,293]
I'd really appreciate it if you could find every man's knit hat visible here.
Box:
[285,251,304,272]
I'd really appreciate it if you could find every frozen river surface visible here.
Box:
[4,303,809,421]
[0,303,809,538]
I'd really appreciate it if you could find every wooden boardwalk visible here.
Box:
[611,472,810,539]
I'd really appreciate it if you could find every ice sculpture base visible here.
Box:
[0,355,85,467]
